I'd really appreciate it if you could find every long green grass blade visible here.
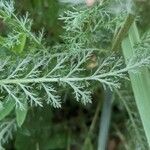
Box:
[97,89,113,150]
[122,22,150,146]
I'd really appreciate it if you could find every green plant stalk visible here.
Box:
[82,100,101,150]
[0,57,146,85]
[97,88,113,150]
[122,22,150,147]
[112,14,135,51]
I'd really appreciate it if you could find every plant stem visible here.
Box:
[0,56,147,85]
[111,14,135,51]
[84,100,101,140]
[97,88,113,150]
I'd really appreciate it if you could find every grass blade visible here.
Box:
[122,22,150,146]
[97,89,113,150]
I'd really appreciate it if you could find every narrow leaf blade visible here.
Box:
[122,22,150,146]
[16,98,28,127]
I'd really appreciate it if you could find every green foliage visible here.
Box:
[15,106,68,150]
[15,0,61,42]
[0,119,16,149]
[0,32,26,54]
[11,33,27,54]
[0,0,149,149]
[116,88,149,150]
[59,1,126,53]
[0,98,15,121]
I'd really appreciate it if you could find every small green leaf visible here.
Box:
[0,99,15,120]
[16,98,28,127]
[12,33,26,54]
